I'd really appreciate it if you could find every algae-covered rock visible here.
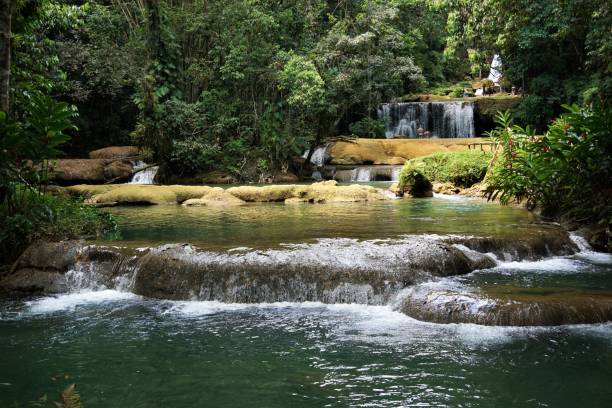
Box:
[90,185,178,205]
[103,160,133,181]
[89,146,139,159]
[398,163,433,198]
[182,188,245,207]
[227,185,297,202]
[64,184,117,198]
[328,138,477,165]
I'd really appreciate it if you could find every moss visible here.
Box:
[401,150,493,187]
[64,184,116,198]
[473,96,521,119]
[71,182,392,205]
[398,162,433,197]
[90,185,178,205]
[182,188,245,207]
[167,185,216,203]
[226,185,297,202]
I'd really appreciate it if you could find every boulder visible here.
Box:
[103,160,133,181]
[88,146,139,160]
[272,172,299,183]
[50,159,108,183]
[399,283,612,326]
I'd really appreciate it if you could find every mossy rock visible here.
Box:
[398,163,433,198]
[401,150,493,188]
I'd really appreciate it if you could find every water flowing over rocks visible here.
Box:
[1,231,576,302]
[378,101,475,138]
[398,281,612,326]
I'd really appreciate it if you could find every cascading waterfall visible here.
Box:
[378,101,475,138]
[333,165,403,182]
[129,160,159,184]
[303,145,330,167]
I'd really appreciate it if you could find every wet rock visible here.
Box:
[399,282,612,326]
[2,241,84,293]
[103,160,133,181]
[328,138,474,165]
[89,146,139,160]
[448,228,577,260]
[432,182,461,195]
[131,238,480,303]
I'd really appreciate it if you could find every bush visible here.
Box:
[0,187,118,265]
[398,162,433,197]
[401,150,492,187]
[486,105,611,236]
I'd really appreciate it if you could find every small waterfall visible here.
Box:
[334,165,403,182]
[129,160,159,184]
[378,101,475,138]
[303,145,330,167]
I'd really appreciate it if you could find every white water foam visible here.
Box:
[433,192,466,201]
[26,290,138,313]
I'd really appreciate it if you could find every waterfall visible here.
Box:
[129,160,159,184]
[333,165,403,182]
[303,145,330,167]
[378,101,475,138]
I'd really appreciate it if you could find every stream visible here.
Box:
[1,194,610,407]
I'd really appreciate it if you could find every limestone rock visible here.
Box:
[88,146,139,160]
[103,160,133,181]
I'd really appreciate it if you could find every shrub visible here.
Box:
[398,162,433,197]
[0,187,118,265]
[485,105,611,230]
[401,150,493,187]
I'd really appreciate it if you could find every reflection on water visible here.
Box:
[102,196,544,250]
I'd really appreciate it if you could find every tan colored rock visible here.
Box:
[432,182,461,195]
[182,188,245,207]
[103,160,133,180]
[273,172,299,183]
[89,146,139,159]
[328,138,478,165]
[200,171,238,184]
[50,159,108,182]
[227,185,297,202]
[90,185,178,205]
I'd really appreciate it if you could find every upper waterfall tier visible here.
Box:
[378,101,476,138]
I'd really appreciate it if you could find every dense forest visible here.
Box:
[2,0,610,179]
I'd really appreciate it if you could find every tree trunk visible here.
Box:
[0,0,11,113]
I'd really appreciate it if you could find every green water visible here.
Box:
[102,195,542,250]
[1,195,611,407]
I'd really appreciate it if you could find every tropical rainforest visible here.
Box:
[1,0,610,177]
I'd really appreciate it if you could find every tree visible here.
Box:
[0,0,10,112]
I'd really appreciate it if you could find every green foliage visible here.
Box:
[398,161,433,197]
[486,105,612,228]
[0,186,118,265]
[403,150,493,187]
[349,117,385,138]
